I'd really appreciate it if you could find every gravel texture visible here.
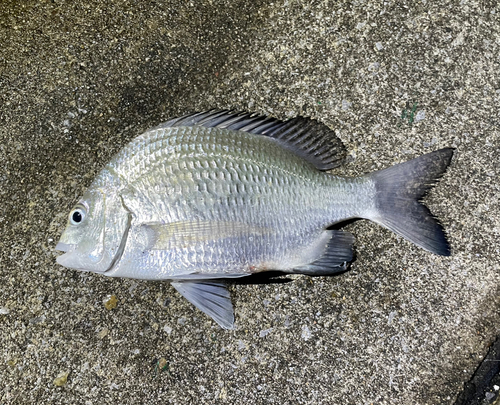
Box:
[1,1,499,404]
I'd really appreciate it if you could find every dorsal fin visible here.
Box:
[158,110,347,170]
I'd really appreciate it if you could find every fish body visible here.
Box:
[56,110,453,328]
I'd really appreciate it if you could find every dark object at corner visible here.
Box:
[454,335,500,405]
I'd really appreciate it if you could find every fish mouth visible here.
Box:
[55,242,114,273]
[55,242,87,270]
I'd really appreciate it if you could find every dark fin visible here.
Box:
[171,281,235,329]
[292,230,355,275]
[368,148,454,256]
[157,109,347,170]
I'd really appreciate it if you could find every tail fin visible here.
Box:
[367,148,454,256]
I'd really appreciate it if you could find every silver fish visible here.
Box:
[56,110,453,328]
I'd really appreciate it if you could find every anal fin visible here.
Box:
[292,230,355,275]
[171,281,235,329]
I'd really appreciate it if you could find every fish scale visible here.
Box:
[56,110,453,329]
[124,128,335,223]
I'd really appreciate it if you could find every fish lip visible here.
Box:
[55,242,74,253]
[55,242,80,268]
[55,253,68,266]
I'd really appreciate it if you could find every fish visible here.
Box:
[55,110,454,329]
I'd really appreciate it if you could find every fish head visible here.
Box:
[55,187,130,274]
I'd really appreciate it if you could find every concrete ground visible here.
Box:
[1,0,499,404]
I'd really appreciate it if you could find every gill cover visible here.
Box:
[56,189,130,273]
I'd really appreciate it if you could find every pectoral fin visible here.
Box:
[171,281,235,329]
[145,220,269,250]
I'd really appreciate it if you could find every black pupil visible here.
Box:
[72,211,82,223]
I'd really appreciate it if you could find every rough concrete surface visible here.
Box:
[1,0,499,404]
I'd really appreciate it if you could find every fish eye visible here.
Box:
[69,206,86,225]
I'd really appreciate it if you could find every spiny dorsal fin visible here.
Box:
[158,109,347,171]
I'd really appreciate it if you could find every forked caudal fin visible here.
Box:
[367,148,454,256]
